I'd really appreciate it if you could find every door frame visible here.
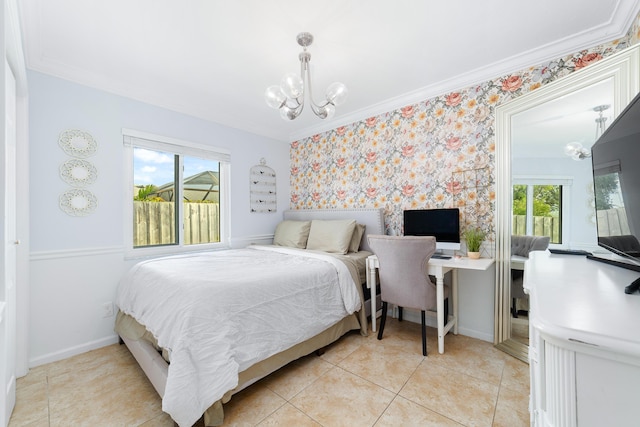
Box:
[4,0,30,393]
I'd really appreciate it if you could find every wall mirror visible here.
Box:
[494,45,640,362]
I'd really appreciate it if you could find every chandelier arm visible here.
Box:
[290,102,304,118]
[281,98,304,120]
[301,53,331,118]
[283,97,302,111]
[279,58,305,119]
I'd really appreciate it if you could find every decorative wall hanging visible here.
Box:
[59,159,98,187]
[451,166,490,230]
[58,129,99,216]
[59,188,98,216]
[250,158,277,213]
[58,129,98,158]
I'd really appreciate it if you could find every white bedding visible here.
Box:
[116,245,361,427]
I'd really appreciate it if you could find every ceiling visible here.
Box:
[18,0,640,142]
[512,79,615,158]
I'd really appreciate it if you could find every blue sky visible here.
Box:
[133,148,219,186]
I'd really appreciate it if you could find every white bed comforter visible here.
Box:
[116,245,361,427]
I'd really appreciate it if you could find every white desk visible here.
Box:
[366,255,495,354]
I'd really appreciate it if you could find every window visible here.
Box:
[124,130,230,257]
[512,177,571,245]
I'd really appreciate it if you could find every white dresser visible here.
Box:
[525,251,640,427]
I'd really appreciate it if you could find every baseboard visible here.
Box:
[5,374,15,418]
[456,327,493,343]
[387,308,493,343]
[29,334,120,368]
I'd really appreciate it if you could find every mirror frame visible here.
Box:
[494,45,640,362]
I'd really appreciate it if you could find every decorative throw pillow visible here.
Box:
[348,223,366,252]
[273,220,311,248]
[306,219,357,254]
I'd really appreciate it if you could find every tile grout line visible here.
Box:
[46,373,51,427]
[490,360,506,426]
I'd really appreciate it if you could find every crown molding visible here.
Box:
[291,1,640,141]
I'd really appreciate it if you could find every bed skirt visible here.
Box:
[115,310,364,426]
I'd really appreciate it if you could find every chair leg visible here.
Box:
[421,310,427,356]
[398,306,403,322]
[377,301,388,340]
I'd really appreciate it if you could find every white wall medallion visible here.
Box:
[58,129,98,158]
[59,189,98,216]
[59,159,97,187]
[250,158,277,213]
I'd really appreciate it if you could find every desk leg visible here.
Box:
[367,260,377,333]
[436,275,445,354]
[452,269,458,335]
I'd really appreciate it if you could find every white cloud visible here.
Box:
[134,174,153,184]
[134,148,173,164]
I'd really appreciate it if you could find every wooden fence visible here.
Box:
[513,208,628,243]
[512,215,560,243]
[596,207,629,236]
[133,201,219,246]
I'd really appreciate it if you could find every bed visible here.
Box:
[115,208,384,426]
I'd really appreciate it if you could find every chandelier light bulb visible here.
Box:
[564,141,590,161]
[326,82,348,106]
[564,104,608,161]
[279,105,296,120]
[281,73,304,100]
[564,141,582,157]
[322,103,336,120]
[264,85,286,109]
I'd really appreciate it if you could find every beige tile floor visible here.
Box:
[9,318,530,427]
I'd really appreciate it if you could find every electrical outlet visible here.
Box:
[102,302,114,318]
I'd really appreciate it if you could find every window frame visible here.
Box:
[512,175,572,247]
[123,129,230,259]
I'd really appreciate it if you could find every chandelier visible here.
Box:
[564,141,591,160]
[265,32,347,120]
[564,104,610,161]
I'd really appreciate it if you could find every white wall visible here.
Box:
[27,71,290,366]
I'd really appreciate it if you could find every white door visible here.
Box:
[1,58,18,427]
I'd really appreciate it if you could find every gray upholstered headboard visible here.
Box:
[283,208,384,253]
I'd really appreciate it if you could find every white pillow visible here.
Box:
[349,223,366,252]
[306,219,357,254]
[273,220,311,248]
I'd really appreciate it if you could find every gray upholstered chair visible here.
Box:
[510,235,550,317]
[367,235,449,356]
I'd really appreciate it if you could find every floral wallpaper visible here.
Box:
[290,15,640,240]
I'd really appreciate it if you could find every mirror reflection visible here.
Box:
[509,79,614,345]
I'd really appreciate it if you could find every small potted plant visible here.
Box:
[463,227,486,259]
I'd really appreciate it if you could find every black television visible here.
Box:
[589,90,640,273]
[403,208,461,251]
